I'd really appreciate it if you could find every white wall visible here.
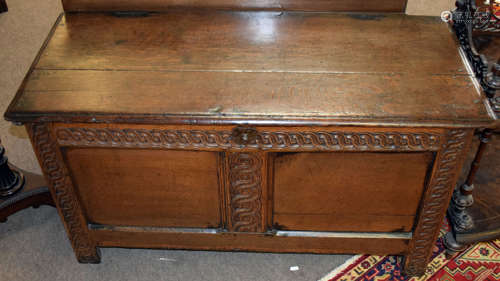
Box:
[406,0,456,16]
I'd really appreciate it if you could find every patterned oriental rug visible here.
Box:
[319,220,500,281]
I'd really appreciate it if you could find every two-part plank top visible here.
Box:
[5,11,495,126]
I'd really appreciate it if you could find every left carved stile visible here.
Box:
[27,123,100,263]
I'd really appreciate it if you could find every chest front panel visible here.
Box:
[47,123,452,237]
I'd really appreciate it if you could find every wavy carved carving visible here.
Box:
[55,127,442,151]
[227,152,263,232]
[27,123,100,263]
[404,129,469,276]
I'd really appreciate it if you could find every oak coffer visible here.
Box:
[4,0,497,277]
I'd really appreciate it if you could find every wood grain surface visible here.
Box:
[5,12,493,127]
[61,0,408,12]
[64,148,221,228]
[35,13,460,74]
[91,229,410,255]
[273,151,433,232]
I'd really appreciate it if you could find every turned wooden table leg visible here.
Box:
[0,139,54,223]
[0,144,24,198]
[444,129,492,256]
[0,0,7,13]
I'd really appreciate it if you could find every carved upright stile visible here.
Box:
[404,129,471,275]
[27,123,100,263]
[225,152,265,232]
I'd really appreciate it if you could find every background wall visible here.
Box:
[406,0,456,16]
[0,0,62,174]
[0,0,458,175]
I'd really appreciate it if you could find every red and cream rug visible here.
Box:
[319,221,500,281]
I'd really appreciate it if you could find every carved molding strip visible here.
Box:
[55,127,442,151]
[404,129,469,275]
[27,123,99,262]
[227,152,263,232]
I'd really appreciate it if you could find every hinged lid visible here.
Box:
[4,11,496,128]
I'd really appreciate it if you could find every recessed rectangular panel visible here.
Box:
[64,148,221,228]
[273,152,434,232]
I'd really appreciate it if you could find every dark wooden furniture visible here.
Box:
[453,0,500,116]
[444,0,500,255]
[0,140,53,223]
[4,0,497,277]
[0,0,7,13]
[445,132,500,254]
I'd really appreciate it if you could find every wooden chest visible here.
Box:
[4,1,496,276]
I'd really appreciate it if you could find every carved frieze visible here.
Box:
[54,127,442,151]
